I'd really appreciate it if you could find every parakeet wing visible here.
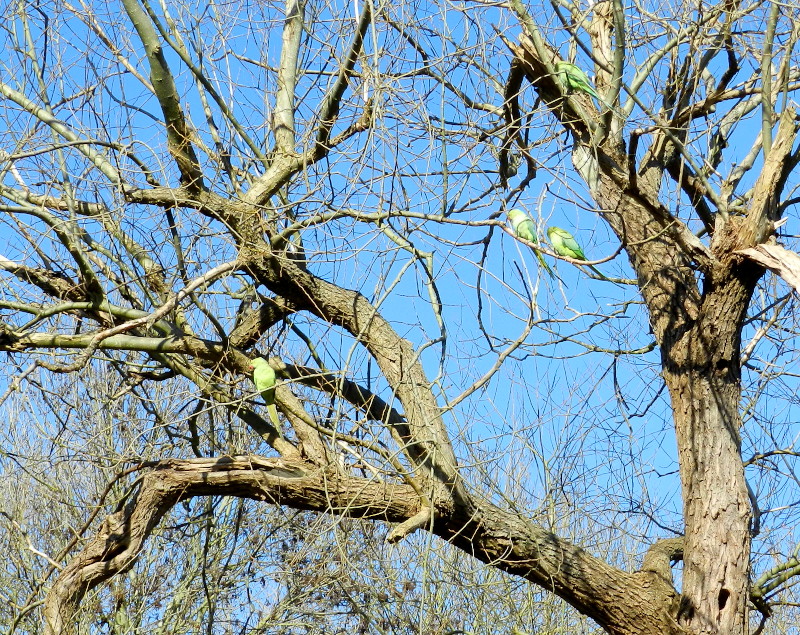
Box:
[561,234,584,257]
[556,62,601,101]
[548,227,586,260]
[517,218,538,244]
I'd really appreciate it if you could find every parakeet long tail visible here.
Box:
[535,249,555,278]
[267,403,281,432]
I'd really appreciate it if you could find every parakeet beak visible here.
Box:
[247,364,254,371]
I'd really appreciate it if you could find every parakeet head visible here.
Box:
[248,357,269,372]
[506,209,532,231]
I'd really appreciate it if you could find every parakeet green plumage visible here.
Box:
[555,61,602,102]
[506,209,554,277]
[547,226,608,280]
[249,357,281,435]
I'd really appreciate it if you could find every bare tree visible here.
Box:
[1,0,800,633]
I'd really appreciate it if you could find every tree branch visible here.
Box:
[44,456,683,635]
[274,0,304,152]
[121,0,204,188]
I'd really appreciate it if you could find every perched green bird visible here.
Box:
[555,61,602,102]
[249,357,281,434]
[506,209,554,277]
[547,226,608,280]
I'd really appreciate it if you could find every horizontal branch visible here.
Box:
[0,330,226,357]
[278,361,406,425]
[43,456,420,634]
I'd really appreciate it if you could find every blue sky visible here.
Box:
[1,0,800,629]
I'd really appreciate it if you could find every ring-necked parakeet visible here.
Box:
[547,226,608,280]
[555,61,602,102]
[249,357,281,435]
[506,209,554,277]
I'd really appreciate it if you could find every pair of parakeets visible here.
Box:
[506,209,605,279]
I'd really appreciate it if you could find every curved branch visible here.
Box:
[262,262,465,510]
[45,456,683,635]
[641,537,683,581]
[43,456,420,634]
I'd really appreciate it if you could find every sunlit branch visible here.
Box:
[313,0,372,153]
[0,188,105,298]
[274,0,305,152]
[121,0,204,188]
[65,0,155,91]
[760,1,780,157]
[0,81,123,187]
[140,0,268,166]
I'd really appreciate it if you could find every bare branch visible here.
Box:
[121,0,204,188]
[274,0,304,152]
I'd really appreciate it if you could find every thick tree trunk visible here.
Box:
[660,258,758,634]
[667,371,751,633]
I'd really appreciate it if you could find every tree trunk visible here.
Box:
[662,259,758,634]
[667,371,751,633]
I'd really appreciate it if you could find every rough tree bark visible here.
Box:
[508,9,799,630]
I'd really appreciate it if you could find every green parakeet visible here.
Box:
[249,357,281,434]
[555,61,602,102]
[506,209,554,277]
[547,226,608,280]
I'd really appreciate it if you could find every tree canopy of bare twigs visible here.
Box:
[2,0,800,633]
